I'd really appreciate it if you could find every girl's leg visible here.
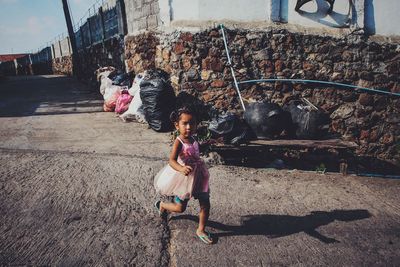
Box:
[197,197,213,244]
[160,197,188,213]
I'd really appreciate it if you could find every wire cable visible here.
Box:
[237,79,400,97]
[219,24,399,98]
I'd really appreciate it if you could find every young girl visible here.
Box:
[154,106,213,244]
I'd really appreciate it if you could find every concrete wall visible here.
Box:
[60,37,71,56]
[53,43,62,59]
[285,0,358,29]
[159,0,270,24]
[103,0,117,9]
[125,0,160,34]
[52,37,71,59]
[156,0,400,36]
[374,1,399,36]
[283,0,397,36]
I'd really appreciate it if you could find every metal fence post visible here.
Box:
[99,6,106,41]
[58,39,63,57]
[67,37,72,56]
[87,18,93,46]
[80,26,85,49]
[51,43,56,59]
[116,0,128,36]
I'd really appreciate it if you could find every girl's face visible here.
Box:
[175,113,196,138]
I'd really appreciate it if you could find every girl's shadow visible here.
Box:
[171,209,371,244]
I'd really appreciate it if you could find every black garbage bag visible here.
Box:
[244,102,292,139]
[283,100,330,139]
[208,113,251,145]
[140,69,176,132]
[112,71,134,87]
[108,69,120,80]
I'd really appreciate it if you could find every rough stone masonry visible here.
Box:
[124,28,400,167]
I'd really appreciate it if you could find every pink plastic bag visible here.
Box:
[103,90,121,112]
[115,91,133,114]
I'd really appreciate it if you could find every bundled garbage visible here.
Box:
[242,99,330,140]
[95,66,115,96]
[208,112,251,145]
[112,71,134,88]
[96,67,139,118]
[115,91,133,114]
[95,66,329,142]
[283,98,330,139]
[244,101,293,139]
[140,69,176,132]
[95,67,176,130]
[120,73,146,123]
[103,86,122,112]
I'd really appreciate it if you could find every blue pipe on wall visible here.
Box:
[237,78,400,97]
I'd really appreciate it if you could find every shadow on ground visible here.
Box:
[0,75,102,117]
[212,147,400,176]
[171,209,371,244]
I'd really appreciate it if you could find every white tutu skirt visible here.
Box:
[154,161,209,200]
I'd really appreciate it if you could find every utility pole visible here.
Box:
[61,0,81,76]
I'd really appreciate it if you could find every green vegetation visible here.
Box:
[315,163,326,173]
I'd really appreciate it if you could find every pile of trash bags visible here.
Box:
[207,98,330,144]
[96,66,329,141]
[242,99,330,140]
[96,67,176,132]
[244,102,292,139]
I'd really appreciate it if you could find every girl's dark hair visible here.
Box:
[170,106,196,123]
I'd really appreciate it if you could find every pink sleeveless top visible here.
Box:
[154,136,210,200]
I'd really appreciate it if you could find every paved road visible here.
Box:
[1,76,399,266]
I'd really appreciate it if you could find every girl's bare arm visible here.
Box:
[169,138,192,175]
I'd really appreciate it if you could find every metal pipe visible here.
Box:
[237,78,400,97]
[220,24,246,111]
[356,173,400,179]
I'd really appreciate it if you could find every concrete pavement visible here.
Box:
[0,76,399,266]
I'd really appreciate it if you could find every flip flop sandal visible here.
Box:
[197,231,213,244]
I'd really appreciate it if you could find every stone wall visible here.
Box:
[20,36,124,78]
[124,32,159,73]
[44,35,124,80]
[52,56,72,76]
[124,28,400,165]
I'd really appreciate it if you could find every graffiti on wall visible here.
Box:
[294,0,375,34]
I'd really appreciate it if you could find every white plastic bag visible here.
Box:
[100,76,113,96]
[104,85,127,101]
[120,73,145,122]
[95,66,116,96]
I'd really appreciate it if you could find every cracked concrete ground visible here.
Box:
[0,76,399,266]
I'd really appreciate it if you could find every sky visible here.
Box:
[0,0,97,54]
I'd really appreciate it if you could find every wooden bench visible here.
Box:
[210,139,358,175]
